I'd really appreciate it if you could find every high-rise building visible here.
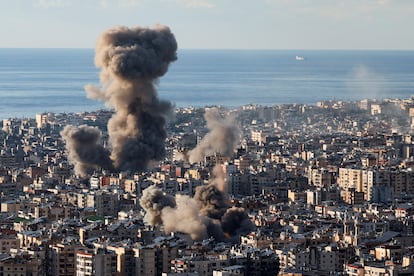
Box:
[35,113,48,129]
[76,248,117,276]
[86,190,120,217]
[49,242,84,276]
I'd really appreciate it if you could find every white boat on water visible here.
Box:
[296,55,305,61]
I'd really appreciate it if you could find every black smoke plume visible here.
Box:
[194,165,230,219]
[62,25,177,176]
[61,125,113,177]
[221,207,256,237]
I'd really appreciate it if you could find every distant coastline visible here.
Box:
[1,49,414,120]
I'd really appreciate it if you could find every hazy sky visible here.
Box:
[1,0,413,49]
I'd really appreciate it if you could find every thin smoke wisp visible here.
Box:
[188,108,240,163]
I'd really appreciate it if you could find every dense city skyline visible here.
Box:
[3,98,414,274]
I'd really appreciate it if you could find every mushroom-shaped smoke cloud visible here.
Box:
[61,25,177,176]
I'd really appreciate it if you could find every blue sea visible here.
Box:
[1,48,414,120]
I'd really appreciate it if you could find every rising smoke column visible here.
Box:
[61,125,113,177]
[161,195,208,241]
[194,165,230,219]
[194,165,255,240]
[62,25,177,176]
[188,108,240,163]
[140,187,212,241]
[139,185,176,226]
